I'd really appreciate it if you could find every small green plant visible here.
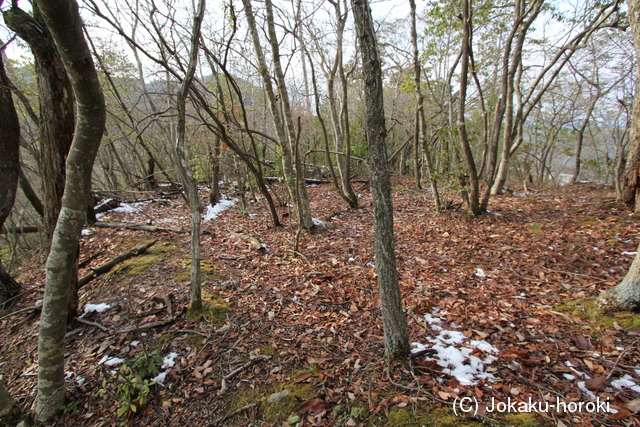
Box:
[113,351,163,417]
[60,401,79,414]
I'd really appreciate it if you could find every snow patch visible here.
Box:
[611,374,640,393]
[79,303,111,318]
[312,218,326,227]
[204,197,237,221]
[151,352,179,385]
[412,313,499,386]
[99,356,125,366]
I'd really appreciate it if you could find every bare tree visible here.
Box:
[409,0,441,212]
[351,0,409,360]
[242,0,315,230]
[172,0,206,311]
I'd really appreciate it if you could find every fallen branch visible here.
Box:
[1,226,39,234]
[75,317,110,332]
[209,402,261,427]
[115,316,178,334]
[0,304,41,322]
[92,221,214,236]
[223,355,271,381]
[78,240,157,289]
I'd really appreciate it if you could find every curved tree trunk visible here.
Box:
[34,0,106,421]
[0,47,21,308]
[3,6,75,242]
[4,5,78,317]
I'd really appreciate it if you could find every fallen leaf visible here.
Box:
[299,397,331,415]
[584,376,608,390]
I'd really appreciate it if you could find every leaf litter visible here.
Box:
[1,179,639,426]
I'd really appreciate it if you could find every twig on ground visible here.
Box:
[0,304,41,321]
[208,402,261,427]
[75,317,110,332]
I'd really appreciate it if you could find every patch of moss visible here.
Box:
[529,223,544,236]
[503,412,541,427]
[254,345,278,358]
[0,405,21,424]
[111,241,179,278]
[173,258,226,282]
[154,333,176,349]
[262,383,317,423]
[186,294,229,325]
[227,381,318,425]
[290,363,321,380]
[183,333,206,349]
[386,407,411,426]
[555,298,640,335]
[416,407,483,427]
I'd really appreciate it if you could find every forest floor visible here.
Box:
[1,178,640,427]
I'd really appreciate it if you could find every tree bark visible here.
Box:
[351,0,409,360]
[0,46,21,308]
[34,0,106,421]
[172,0,206,312]
[3,6,75,242]
[625,0,640,211]
[598,242,640,311]
[457,0,481,216]
[410,0,441,213]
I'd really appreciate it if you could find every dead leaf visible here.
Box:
[571,333,591,350]
[584,376,608,390]
[299,397,331,415]
[626,398,640,413]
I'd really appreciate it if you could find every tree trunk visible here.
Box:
[3,6,75,242]
[4,6,79,318]
[172,0,206,312]
[598,242,640,311]
[34,0,106,420]
[351,0,409,360]
[241,0,314,230]
[0,47,21,308]
[625,0,640,210]
[410,0,441,213]
[457,0,481,216]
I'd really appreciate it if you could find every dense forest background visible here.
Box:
[0,0,634,234]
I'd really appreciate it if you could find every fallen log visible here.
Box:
[94,198,121,214]
[92,221,214,236]
[78,240,157,289]
[1,226,40,234]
